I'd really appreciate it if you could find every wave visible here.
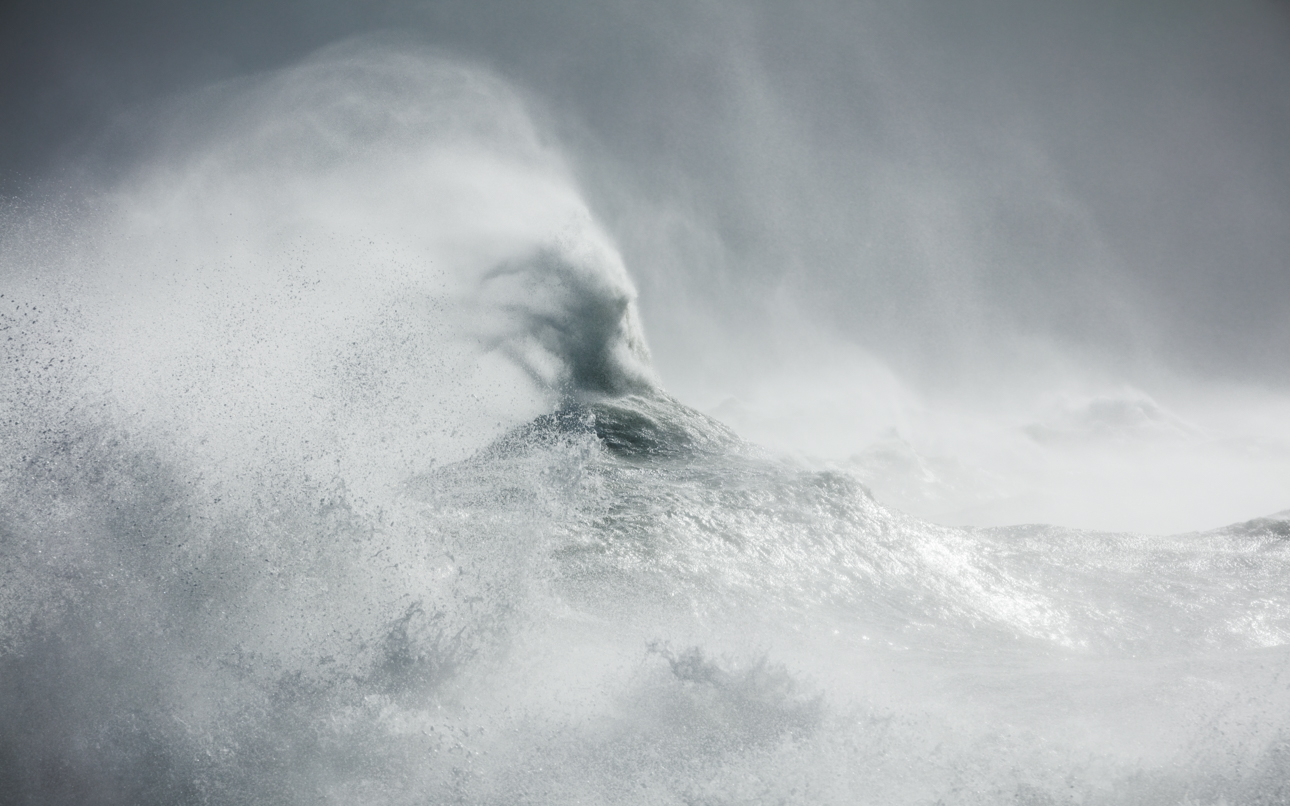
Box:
[3,41,1290,806]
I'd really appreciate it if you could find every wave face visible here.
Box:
[4,43,1290,805]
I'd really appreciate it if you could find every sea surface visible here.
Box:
[3,42,1289,805]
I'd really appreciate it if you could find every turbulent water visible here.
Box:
[3,42,1290,805]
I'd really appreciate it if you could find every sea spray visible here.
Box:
[3,40,1290,805]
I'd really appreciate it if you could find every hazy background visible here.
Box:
[4,0,1290,532]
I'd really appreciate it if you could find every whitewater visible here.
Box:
[2,42,1289,805]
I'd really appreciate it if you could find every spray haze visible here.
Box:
[7,39,655,485]
[550,0,1290,532]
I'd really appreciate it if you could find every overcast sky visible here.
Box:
[5,0,1290,398]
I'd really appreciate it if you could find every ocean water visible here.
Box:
[3,43,1289,805]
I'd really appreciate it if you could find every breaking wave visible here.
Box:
[3,40,1290,805]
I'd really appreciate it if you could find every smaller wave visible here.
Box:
[1207,511,1290,542]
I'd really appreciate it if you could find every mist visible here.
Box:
[12,0,1288,532]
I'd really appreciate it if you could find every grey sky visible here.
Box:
[4,0,1290,393]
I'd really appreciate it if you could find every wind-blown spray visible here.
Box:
[2,40,1289,806]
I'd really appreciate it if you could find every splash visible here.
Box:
[4,38,654,495]
[3,40,1290,806]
